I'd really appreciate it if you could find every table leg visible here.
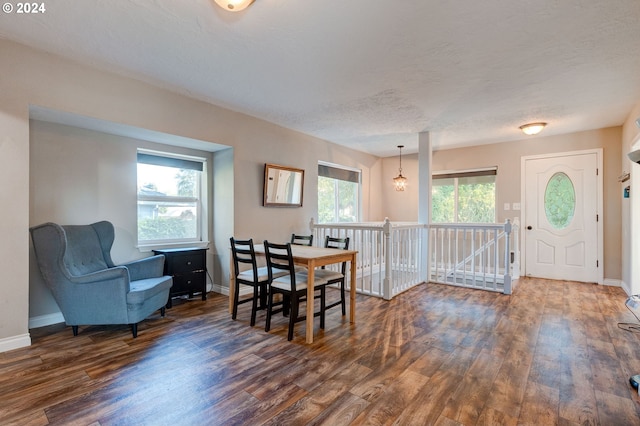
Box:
[350,254,356,323]
[306,259,315,344]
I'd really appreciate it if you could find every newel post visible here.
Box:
[383,217,392,300]
[309,217,315,243]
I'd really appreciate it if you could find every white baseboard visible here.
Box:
[211,283,228,296]
[0,333,31,353]
[603,278,622,287]
[29,312,65,329]
[211,283,250,297]
[621,280,632,296]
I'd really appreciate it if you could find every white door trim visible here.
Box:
[520,148,604,284]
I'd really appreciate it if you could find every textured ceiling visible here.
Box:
[2,0,640,157]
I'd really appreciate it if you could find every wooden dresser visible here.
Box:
[153,247,207,308]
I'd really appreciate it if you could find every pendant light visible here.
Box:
[393,145,408,191]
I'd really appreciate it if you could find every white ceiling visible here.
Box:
[2,0,640,157]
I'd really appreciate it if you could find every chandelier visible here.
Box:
[393,145,407,191]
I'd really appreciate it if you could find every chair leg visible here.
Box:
[232,280,240,320]
[265,290,274,332]
[250,286,259,326]
[259,283,268,310]
[160,307,166,317]
[320,287,326,329]
[72,325,79,336]
[341,282,346,316]
[283,295,290,317]
[131,323,138,338]
[288,295,297,341]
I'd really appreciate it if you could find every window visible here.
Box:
[317,162,361,223]
[137,150,206,245]
[544,172,575,229]
[432,168,496,223]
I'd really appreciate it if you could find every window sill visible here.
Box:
[138,241,210,253]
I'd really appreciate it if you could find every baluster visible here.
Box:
[493,229,500,290]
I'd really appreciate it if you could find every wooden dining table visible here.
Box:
[229,243,358,343]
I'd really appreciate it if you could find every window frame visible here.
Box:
[317,161,362,223]
[432,167,497,224]
[137,149,208,248]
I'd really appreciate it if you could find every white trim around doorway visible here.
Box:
[520,148,604,284]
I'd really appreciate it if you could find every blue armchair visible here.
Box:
[29,221,173,338]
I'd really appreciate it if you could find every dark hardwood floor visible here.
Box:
[2,277,640,425]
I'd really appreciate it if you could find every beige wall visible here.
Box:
[381,128,622,282]
[0,38,382,351]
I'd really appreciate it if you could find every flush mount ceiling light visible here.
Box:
[214,0,254,12]
[519,122,547,136]
[393,145,408,191]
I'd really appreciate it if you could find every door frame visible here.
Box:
[520,148,603,284]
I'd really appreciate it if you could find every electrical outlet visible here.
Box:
[513,203,521,210]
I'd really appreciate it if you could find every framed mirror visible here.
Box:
[263,163,304,207]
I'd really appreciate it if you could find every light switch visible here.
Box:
[504,203,510,210]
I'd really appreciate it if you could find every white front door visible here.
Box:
[523,151,601,283]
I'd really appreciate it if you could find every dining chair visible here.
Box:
[312,236,350,316]
[230,237,285,326]
[290,233,313,246]
[263,240,329,341]
[290,233,313,273]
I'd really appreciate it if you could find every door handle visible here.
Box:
[527,226,533,230]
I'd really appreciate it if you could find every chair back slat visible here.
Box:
[230,237,259,278]
[291,234,313,246]
[325,236,349,250]
[324,236,350,274]
[264,240,297,291]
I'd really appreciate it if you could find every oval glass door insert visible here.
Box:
[544,172,575,229]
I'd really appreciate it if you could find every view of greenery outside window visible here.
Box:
[318,163,361,223]
[431,170,496,223]
[137,151,205,244]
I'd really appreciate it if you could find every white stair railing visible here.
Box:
[385,220,427,298]
[310,218,428,300]
[429,220,517,294]
[310,218,519,298]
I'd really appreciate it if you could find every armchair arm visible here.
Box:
[60,266,131,323]
[67,265,130,285]
[122,255,165,281]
